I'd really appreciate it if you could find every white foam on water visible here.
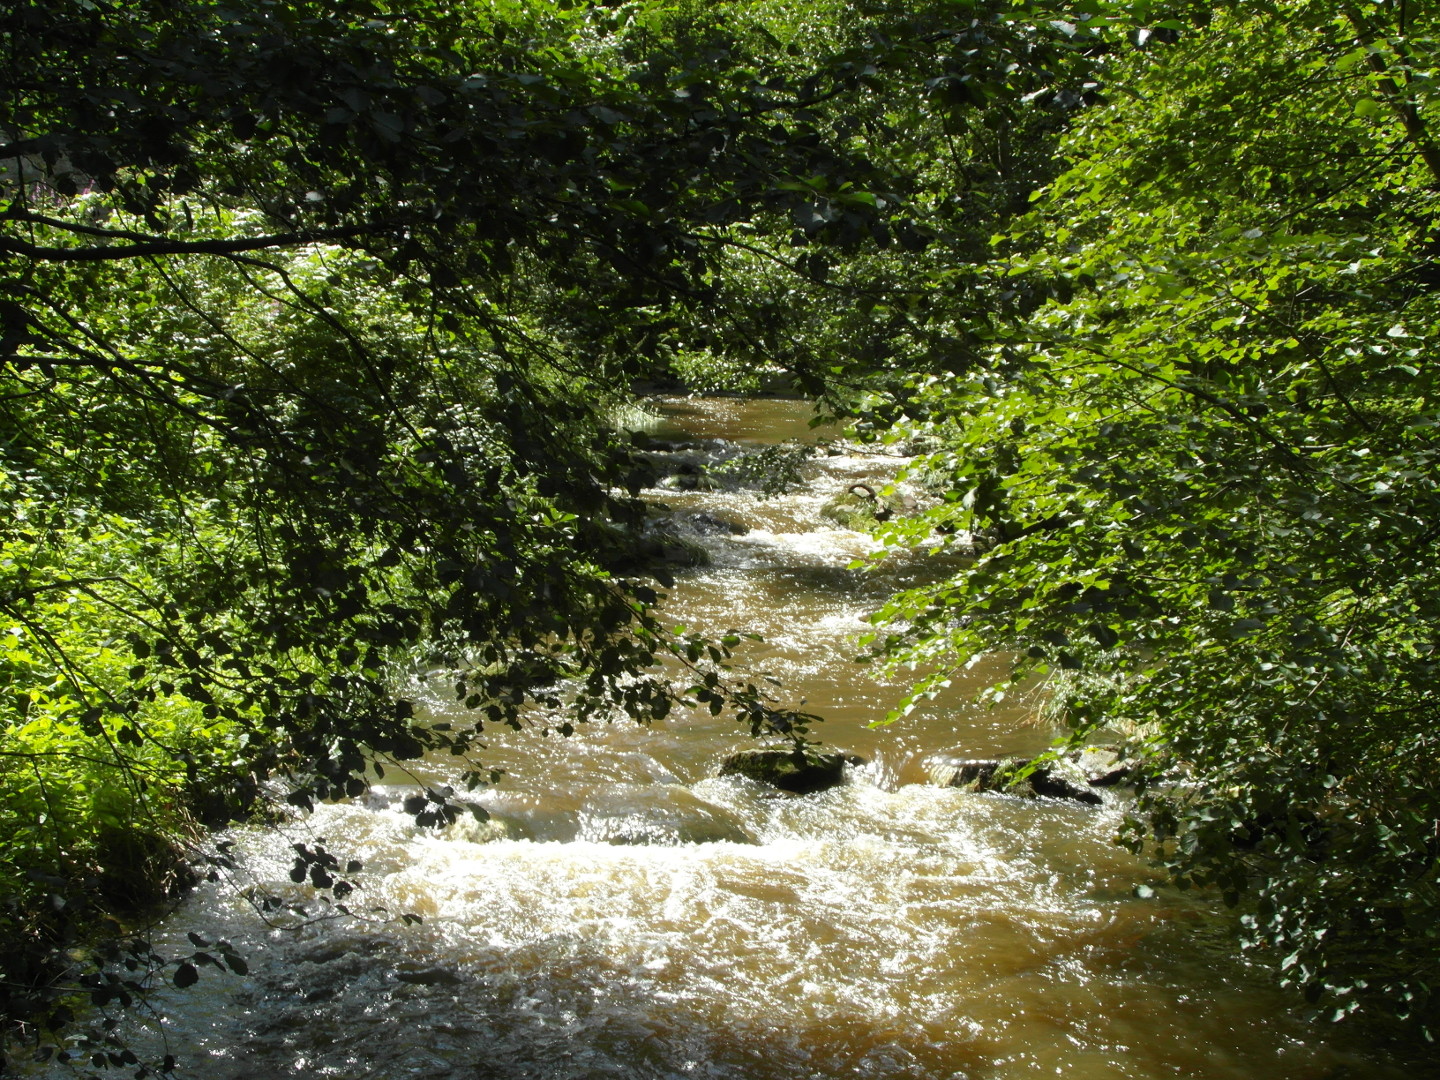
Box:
[25,399,1406,1080]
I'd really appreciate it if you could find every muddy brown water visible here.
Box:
[58,398,1418,1078]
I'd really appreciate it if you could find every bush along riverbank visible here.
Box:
[0,476,813,1071]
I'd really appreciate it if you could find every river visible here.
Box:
[68,397,1412,1078]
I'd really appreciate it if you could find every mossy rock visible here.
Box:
[819,492,882,528]
[1026,760,1103,805]
[1070,746,1134,786]
[441,813,533,844]
[580,785,759,845]
[717,747,865,794]
[471,654,557,689]
[593,812,757,847]
[819,485,908,529]
[655,458,714,491]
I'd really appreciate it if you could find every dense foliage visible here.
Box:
[5,0,1440,1067]
[0,0,899,1056]
[866,0,1440,1036]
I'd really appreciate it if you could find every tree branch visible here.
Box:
[1342,4,1440,186]
[0,223,400,263]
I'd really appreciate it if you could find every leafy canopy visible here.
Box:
[865,0,1440,1034]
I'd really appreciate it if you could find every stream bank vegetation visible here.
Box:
[859,0,1440,1040]
[1,0,862,1065]
[3,0,1440,1070]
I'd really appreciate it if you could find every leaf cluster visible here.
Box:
[862,0,1440,1036]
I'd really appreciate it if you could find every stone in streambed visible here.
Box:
[819,484,916,529]
[1070,746,1134,787]
[923,753,1107,806]
[657,460,714,492]
[717,747,865,794]
[580,784,758,846]
[687,511,749,536]
[923,758,1001,791]
[1028,763,1104,805]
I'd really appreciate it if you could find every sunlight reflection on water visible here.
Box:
[40,397,1413,1080]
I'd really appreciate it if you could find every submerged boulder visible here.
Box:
[923,750,1127,807]
[1028,762,1103,805]
[645,536,711,567]
[597,521,712,573]
[589,810,756,847]
[923,758,1002,791]
[717,747,865,794]
[654,457,715,492]
[686,511,749,536]
[580,784,758,846]
[393,965,464,986]
[441,813,533,844]
[1070,746,1134,787]
[819,484,915,529]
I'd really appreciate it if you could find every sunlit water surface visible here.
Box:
[49,397,1419,1079]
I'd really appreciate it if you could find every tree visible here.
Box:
[1,0,915,1050]
[865,0,1440,1034]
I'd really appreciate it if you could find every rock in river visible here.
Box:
[923,752,1114,806]
[717,747,865,794]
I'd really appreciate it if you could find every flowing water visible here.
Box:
[68,398,1418,1078]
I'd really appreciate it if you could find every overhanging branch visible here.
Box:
[0,222,401,263]
[1342,3,1440,187]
